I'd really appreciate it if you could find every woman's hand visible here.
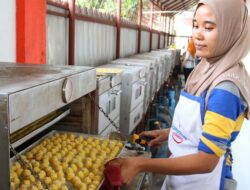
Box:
[109,157,143,185]
[140,128,170,148]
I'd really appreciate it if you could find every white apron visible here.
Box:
[161,91,226,190]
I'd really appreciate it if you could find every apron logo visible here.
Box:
[172,132,185,144]
[172,125,187,144]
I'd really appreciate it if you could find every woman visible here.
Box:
[182,39,196,82]
[110,0,250,190]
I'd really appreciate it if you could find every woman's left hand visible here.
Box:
[109,157,143,185]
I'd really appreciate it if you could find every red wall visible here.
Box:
[16,0,46,64]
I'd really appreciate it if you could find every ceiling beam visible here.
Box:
[161,0,175,7]
[166,1,198,17]
[160,0,168,5]
[150,0,162,10]
[166,0,196,11]
[163,0,182,10]
[171,0,197,11]
[166,1,197,17]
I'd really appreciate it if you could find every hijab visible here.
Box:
[185,0,250,119]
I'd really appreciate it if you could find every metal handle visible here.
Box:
[139,80,147,86]
[110,90,122,95]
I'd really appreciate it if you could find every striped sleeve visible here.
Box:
[198,81,247,157]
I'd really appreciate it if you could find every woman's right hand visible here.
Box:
[140,128,170,148]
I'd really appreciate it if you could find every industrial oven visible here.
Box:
[152,49,177,76]
[0,63,96,190]
[112,58,153,114]
[97,64,146,137]
[95,69,122,136]
[124,57,158,102]
[132,54,163,93]
[142,52,166,85]
[150,51,174,82]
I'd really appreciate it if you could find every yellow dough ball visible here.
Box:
[36,181,43,189]
[31,160,40,168]
[19,185,29,190]
[62,162,68,170]
[72,176,82,188]
[29,175,36,183]
[66,172,74,181]
[78,151,86,159]
[50,183,60,190]
[75,161,83,169]
[10,171,18,179]
[57,170,64,178]
[25,152,34,160]
[85,159,93,169]
[35,153,43,161]
[82,141,88,146]
[88,172,95,180]
[88,184,97,190]
[90,152,97,159]
[30,185,39,190]
[92,179,101,186]
[38,170,46,179]
[79,183,87,190]
[84,176,92,185]
[81,168,89,175]
[77,136,84,142]
[58,176,66,183]
[76,144,83,152]
[61,185,68,190]
[53,180,62,187]
[16,168,23,175]
[22,169,31,177]
[117,142,123,148]
[70,164,78,172]
[50,172,58,181]
[95,145,102,151]
[66,168,74,174]
[77,171,85,180]
[23,179,31,186]
[10,182,15,190]
[16,162,22,169]
[33,167,40,173]
[92,168,102,176]
[68,133,75,141]
[86,136,94,143]
[12,176,20,186]
[44,177,52,185]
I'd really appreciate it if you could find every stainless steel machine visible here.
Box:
[97,64,146,136]
[142,52,166,85]
[0,63,96,190]
[150,51,174,82]
[132,54,163,93]
[95,69,122,136]
[152,49,177,76]
[112,58,153,114]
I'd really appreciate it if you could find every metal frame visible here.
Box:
[0,64,96,190]
[0,95,10,190]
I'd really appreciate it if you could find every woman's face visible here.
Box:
[192,5,218,58]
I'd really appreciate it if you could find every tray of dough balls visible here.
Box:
[10,130,124,190]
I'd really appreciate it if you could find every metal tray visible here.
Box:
[10,130,126,190]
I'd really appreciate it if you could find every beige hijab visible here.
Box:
[185,0,250,119]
